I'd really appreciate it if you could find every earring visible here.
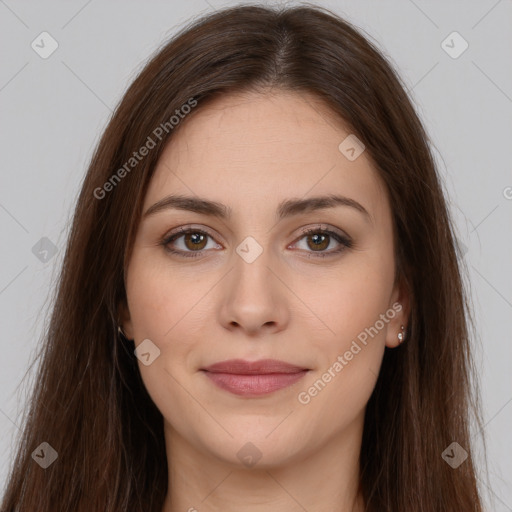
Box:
[118,325,128,340]
[397,325,405,344]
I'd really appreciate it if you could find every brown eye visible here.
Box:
[182,232,208,251]
[306,232,330,251]
[293,227,352,258]
[162,228,220,259]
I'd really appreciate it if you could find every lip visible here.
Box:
[201,359,309,397]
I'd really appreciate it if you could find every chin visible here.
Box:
[195,428,305,470]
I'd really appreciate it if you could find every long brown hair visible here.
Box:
[1,4,488,511]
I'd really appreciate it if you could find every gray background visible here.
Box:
[1,0,511,509]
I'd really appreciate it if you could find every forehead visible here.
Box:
[144,90,389,224]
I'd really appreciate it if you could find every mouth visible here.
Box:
[200,359,310,397]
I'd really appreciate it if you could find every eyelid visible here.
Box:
[163,224,223,243]
[293,224,349,243]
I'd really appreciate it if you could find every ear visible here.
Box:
[118,299,134,340]
[385,278,411,349]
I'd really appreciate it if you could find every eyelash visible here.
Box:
[160,225,353,259]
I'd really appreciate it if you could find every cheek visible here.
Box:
[292,252,394,348]
[124,256,193,398]
[294,276,390,431]
[292,250,393,417]
[126,251,201,340]
[125,256,204,429]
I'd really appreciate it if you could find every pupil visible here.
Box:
[309,233,328,251]
[191,233,203,245]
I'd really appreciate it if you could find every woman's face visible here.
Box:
[122,90,408,468]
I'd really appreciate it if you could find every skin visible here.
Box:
[121,89,410,512]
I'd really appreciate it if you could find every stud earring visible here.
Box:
[397,325,405,344]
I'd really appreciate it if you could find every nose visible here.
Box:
[218,248,290,337]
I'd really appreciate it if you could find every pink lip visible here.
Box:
[201,359,309,396]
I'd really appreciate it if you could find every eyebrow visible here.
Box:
[143,193,372,223]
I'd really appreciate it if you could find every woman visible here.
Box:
[1,4,487,511]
